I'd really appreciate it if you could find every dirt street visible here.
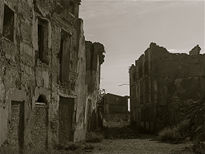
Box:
[87,138,192,154]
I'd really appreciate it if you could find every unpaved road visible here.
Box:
[0,138,193,154]
[87,138,193,154]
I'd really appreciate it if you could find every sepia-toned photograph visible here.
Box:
[0,0,204,153]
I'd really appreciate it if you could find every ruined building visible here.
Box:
[0,0,105,152]
[129,43,205,132]
[85,41,105,132]
[102,93,129,128]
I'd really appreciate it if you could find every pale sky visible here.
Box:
[80,0,205,96]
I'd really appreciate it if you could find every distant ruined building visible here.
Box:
[102,93,129,128]
[0,0,105,152]
[129,43,205,132]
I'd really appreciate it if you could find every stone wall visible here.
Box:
[0,0,93,151]
[129,43,205,132]
[85,41,105,132]
[30,104,48,150]
[74,19,87,141]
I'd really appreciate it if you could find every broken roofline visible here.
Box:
[129,42,203,68]
[86,41,106,53]
[34,0,81,18]
[85,41,106,65]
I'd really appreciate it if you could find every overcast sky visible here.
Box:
[80,0,205,96]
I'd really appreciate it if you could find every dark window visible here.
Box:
[38,19,49,64]
[59,30,71,83]
[36,95,47,104]
[3,4,14,41]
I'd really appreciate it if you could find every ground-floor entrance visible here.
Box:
[59,97,74,144]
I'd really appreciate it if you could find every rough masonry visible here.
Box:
[85,41,105,132]
[129,43,205,132]
[0,0,105,152]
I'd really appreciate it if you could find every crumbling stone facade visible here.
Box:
[103,93,129,128]
[129,43,205,132]
[85,41,105,132]
[0,0,105,152]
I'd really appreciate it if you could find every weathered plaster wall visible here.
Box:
[0,0,88,151]
[74,19,87,142]
[129,43,205,132]
[85,41,105,132]
[0,0,33,147]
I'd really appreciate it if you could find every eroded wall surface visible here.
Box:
[129,43,205,132]
[74,19,87,142]
[0,0,89,151]
[85,41,105,132]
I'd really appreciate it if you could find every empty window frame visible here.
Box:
[38,18,49,64]
[36,94,47,105]
[59,30,71,83]
[3,4,14,41]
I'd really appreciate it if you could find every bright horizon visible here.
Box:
[80,0,205,96]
